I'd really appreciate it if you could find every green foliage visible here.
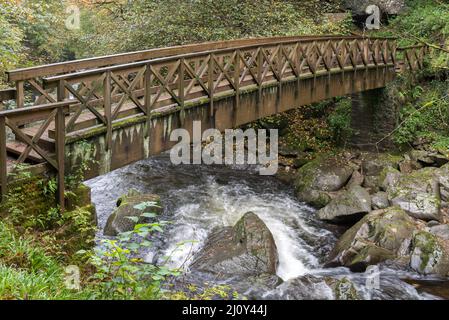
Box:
[73,0,350,57]
[82,202,180,300]
[389,77,449,148]
[327,98,353,146]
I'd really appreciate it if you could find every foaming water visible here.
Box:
[86,154,440,299]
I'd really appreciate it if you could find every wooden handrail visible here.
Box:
[7,35,394,82]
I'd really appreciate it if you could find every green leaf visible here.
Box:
[126,216,139,223]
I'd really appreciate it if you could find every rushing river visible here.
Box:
[86,154,444,300]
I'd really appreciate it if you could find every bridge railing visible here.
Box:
[0,35,399,209]
[397,44,429,72]
[0,101,76,207]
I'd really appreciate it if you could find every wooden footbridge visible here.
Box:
[0,35,427,209]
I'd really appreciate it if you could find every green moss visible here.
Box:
[413,231,442,272]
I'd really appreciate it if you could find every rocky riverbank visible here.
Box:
[277,146,449,280]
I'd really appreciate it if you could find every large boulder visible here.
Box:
[361,153,402,177]
[385,168,442,221]
[190,212,278,277]
[104,190,162,236]
[344,0,405,15]
[295,156,354,208]
[437,163,449,204]
[326,207,423,271]
[317,185,371,223]
[410,231,449,277]
[268,275,359,300]
[361,153,402,192]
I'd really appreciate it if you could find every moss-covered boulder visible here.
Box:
[385,168,441,221]
[103,190,162,236]
[190,212,278,277]
[361,153,402,177]
[361,153,402,192]
[317,185,371,223]
[410,231,449,276]
[295,156,354,208]
[326,207,422,271]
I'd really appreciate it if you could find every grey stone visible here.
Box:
[371,191,389,210]
[190,212,278,277]
[295,156,354,208]
[317,185,371,223]
[344,0,405,15]
[385,168,441,221]
[410,231,449,277]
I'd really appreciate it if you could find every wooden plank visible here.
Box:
[6,141,45,163]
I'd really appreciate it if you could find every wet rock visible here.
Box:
[190,212,278,277]
[344,0,405,15]
[317,185,371,223]
[270,275,359,300]
[327,207,422,271]
[385,168,441,221]
[104,191,162,236]
[410,231,449,276]
[295,156,354,208]
[371,192,389,210]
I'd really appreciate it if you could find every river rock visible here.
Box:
[399,159,422,174]
[344,0,405,15]
[104,191,162,236]
[190,212,278,277]
[347,170,365,188]
[371,191,389,210]
[437,163,449,204]
[317,185,371,223]
[409,150,449,167]
[269,275,359,300]
[410,231,449,276]
[295,156,354,208]
[361,153,402,177]
[429,224,449,241]
[326,207,422,271]
[385,167,441,221]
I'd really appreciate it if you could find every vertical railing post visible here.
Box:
[104,71,112,150]
[145,63,152,139]
[179,58,185,125]
[55,106,65,212]
[234,50,241,128]
[16,81,24,108]
[0,116,7,202]
[257,47,263,87]
[208,54,215,121]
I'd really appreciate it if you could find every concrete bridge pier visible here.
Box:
[349,87,396,151]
